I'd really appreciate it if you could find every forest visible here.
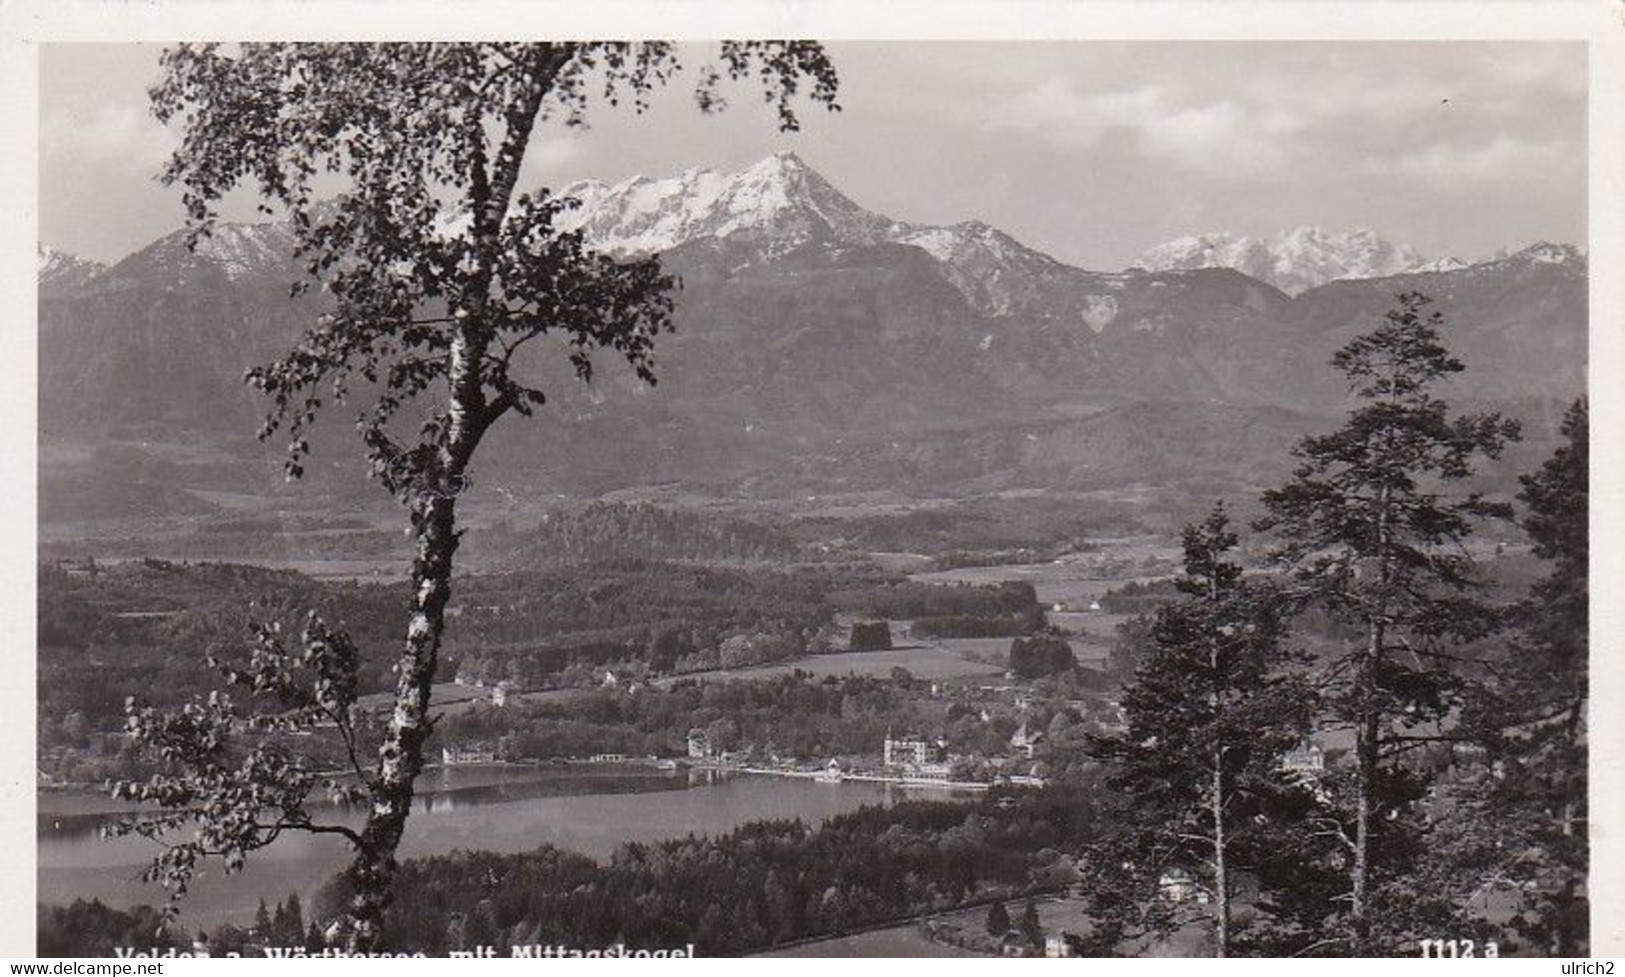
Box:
[40,306,1589,958]
[39,787,1094,957]
[41,498,809,570]
[1068,298,1588,957]
[37,555,1044,782]
[433,670,1079,762]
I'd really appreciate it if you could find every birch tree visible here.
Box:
[115,41,838,951]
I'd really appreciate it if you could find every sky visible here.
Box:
[37,40,1587,270]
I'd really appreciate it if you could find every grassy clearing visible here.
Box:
[689,644,1008,683]
[757,924,980,957]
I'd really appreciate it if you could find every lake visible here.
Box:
[39,766,963,931]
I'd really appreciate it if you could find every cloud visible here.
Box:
[980,79,1294,175]
[1240,73,1440,133]
[40,100,176,172]
[1367,133,1570,185]
[516,131,590,191]
[1471,43,1586,99]
[969,43,1584,183]
[1138,101,1293,174]
[528,134,588,171]
[990,80,1162,150]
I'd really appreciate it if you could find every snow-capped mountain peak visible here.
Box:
[894,220,1036,265]
[553,150,890,258]
[548,153,1078,316]
[38,245,107,294]
[1133,225,1426,295]
[188,223,300,280]
[1134,232,1273,278]
[1410,256,1470,274]
[111,221,300,285]
[888,219,1072,316]
[1512,242,1585,267]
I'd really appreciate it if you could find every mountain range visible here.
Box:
[38,152,1586,515]
[1132,227,1459,296]
[553,155,1484,297]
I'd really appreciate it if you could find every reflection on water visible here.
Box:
[408,766,694,814]
[39,765,727,840]
[40,766,950,930]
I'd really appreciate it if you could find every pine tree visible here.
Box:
[1507,396,1588,951]
[1450,396,1587,952]
[1257,291,1520,951]
[1021,898,1044,950]
[986,900,1011,936]
[1086,503,1313,956]
[280,893,306,946]
[1513,396,1588,759]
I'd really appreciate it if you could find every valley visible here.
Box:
[35,142,1588,957]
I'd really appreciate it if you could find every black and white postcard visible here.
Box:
[6,0,1619,960]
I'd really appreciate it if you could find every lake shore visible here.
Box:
[38,766,938,931]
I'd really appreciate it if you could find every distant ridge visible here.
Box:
[1133,226,1432,295]
[41,153,1584,314]
[37,154,1585,504]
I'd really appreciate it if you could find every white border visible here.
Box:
[2,0,1618,960]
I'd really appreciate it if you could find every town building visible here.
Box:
[687,728,713,759]
[1010,720,1043,760]
[883,732,934,767]
[442,744,497,766]
[1158,868,1210,905]
[1280,742,1325,774]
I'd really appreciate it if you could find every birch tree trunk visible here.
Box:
[340,324,485,950]
[341,492,461,950]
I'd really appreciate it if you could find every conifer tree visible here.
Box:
[279,893,306,946]
[1021,898,1044,950]
[987,900,1011,936]
[1450,396,1587,952]
[1257,291,1520,951]
[1087,503,1312,956]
